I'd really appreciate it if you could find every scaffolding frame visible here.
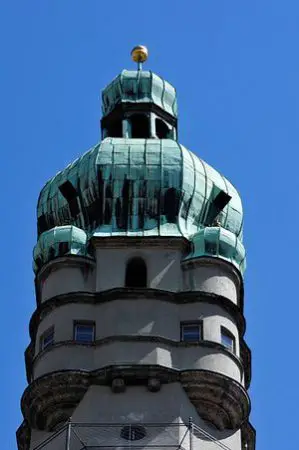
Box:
[33,418,233,450]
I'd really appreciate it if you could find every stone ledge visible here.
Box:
[30,288,246,340]
[181,370,250,431]
[21,366,250,433]
[31,336,245,380]
[26,289,250,386]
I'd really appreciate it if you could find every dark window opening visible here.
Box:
[181,322,203,342]
[59,181,80,218]
[130,114,150,138]
[49,246,56,260]
[205,240,217,255]
[40,326,54,351]
[106,119,123,138]
[87,241,95,257]
[125,257,147,288]
[104,200,112,224]
[121,425,146,441]
[156,118,170,139]
[204,188,232,226]
[214,190,231,210]
[35,257,42,270]
[68,198,80,217]
[59,180,77,202]
[164,188,179,223]
[74,321,95,343]
[38,214,48,234]
[221,326,236,353]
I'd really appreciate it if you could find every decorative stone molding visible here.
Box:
[147,377,161,392]
[21,366,250,433]
[241,420,256,450]
[16,420,30,450]
[30,336,245,382]
[180,370,250,430]
[111,377,126,393]
[21,371,90,429]
[26,288,250,385]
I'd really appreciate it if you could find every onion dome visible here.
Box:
[102,70,178,118]
[33,226,92,273]
[183,227,246,274]
[37,139,243,239]
[35,45,245,275]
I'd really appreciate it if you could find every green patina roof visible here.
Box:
[102,70,178,118]
[33,225,92,273]
[35,66,246,275]
[183,226,246,274]
[37,138,243,242]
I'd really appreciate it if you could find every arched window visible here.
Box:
[156,118,170,139]
[125,257,147,288]
[130,114,150,138]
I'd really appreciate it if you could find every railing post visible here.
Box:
[188,417,193,450]
[65,418,72,450]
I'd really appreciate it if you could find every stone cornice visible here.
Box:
[90,235,189,250]
[29,288,246,341]
[31,336,245,377]
[21,366,250,433]
[26,289,251,385]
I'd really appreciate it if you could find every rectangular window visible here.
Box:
[40,326,54,351]
[181,322,203,342]
[221,327,235,353]
[74,322,95,343]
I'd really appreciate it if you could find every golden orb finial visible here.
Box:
[131,45,148,66]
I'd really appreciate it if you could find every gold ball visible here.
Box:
[131,45,148,63]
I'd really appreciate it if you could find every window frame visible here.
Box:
[220,326,236,353]
[39,326,54,351]
[180,321,203,342]
[73,320,96,343]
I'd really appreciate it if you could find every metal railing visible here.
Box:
[33,419,233,450]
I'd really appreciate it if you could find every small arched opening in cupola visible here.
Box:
[125,257,147,288]
[130,114,150,138]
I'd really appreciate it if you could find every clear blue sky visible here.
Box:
[1,1,298,448]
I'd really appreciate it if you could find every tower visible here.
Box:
[17,46,255,450]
